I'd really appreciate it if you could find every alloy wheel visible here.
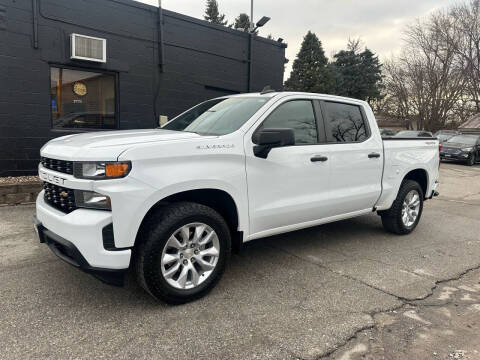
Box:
[160,223,220,290]
[401,190,421,227]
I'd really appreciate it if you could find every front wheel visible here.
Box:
[380,180,424,235]
[135,202,231,304]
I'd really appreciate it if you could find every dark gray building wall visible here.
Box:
[0,0,286,176]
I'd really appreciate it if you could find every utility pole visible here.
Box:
[247,0,254,92]
[250,0,254,32]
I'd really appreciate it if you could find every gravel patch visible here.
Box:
[0,176,40,184]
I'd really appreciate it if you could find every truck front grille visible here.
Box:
[41,157,74,175]
[43,182,77,213]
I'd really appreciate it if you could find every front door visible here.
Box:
[244,98,332,238]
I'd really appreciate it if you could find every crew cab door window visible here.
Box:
[323,101,369,143]
[261,100,318,144]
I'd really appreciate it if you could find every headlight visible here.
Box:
[75,190,111,210]
[462,147,473,152]
[74,161,131,179]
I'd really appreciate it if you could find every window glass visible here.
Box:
[163,97,268,135]
[323,102,368,143]
[261,100,318,144]
[447,135,479,145]
[50,67,116,129]
[162,99,222,131]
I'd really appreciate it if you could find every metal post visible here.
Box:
[247,32,253,92]
[247,0,254,92]
[250,0,254,32]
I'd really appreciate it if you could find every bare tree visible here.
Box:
[448,0,480,112]
[407,12,466,130]
[379,10,468,131]
[381,59,413,128]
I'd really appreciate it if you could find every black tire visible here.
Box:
[467,153,476,166]
[380,180,424,235]
[134,202,231,304]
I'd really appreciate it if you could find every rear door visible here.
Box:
[318,100,383,215]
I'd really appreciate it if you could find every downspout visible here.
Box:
[158,0,165,72]
[153,0,165,127]
[32,0,38,48]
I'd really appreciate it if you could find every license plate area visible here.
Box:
[39,169,67,186]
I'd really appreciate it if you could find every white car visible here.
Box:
[34,91,440,303]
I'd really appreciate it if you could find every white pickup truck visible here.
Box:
[34,91,439,303]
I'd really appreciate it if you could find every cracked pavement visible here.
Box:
[322,267,480,360]
[1,163,480,359]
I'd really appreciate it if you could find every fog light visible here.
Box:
[75,190,111,210]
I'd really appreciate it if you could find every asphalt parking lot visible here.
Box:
[1,162,480,360]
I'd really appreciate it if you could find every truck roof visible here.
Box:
[227,91,369,106]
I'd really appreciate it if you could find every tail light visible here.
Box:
[438,143,442,167]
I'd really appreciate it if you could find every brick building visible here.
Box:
[0,0,286,176]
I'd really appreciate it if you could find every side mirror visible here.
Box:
[252,128,295,158]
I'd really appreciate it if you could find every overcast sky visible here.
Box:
[136,0,458,79]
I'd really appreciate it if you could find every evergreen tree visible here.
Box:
[333,39,383,102]
[204,0,227,26]
[284,31,334,93]
[233,13,257,34]
[359,48,383,102]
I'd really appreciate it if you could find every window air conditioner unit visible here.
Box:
[70,33,106,63]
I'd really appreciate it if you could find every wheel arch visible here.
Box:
[402,168,429,198]
[134,187,244,251]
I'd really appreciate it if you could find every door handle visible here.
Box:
[310,155,328,162]
[368,153,381,158]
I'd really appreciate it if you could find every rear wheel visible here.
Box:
[467,153,476,166]
[135,202,231,304]
[380,180,423,235]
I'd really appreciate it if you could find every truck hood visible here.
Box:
[41,129,204,161]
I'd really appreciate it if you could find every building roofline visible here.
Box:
[108,0,287,48]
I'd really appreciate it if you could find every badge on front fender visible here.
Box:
[39,169,66,185]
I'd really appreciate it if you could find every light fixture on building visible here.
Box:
[256,16,270,28]
[250,16,270,33]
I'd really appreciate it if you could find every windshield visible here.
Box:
[395,131,420,137]
[162,97,269,135]
[395,130,432,137]
[437,134,451,141]
[435,130,457,136]
[447,135,478,145]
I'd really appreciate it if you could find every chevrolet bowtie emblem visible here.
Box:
[59,191,68,198]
